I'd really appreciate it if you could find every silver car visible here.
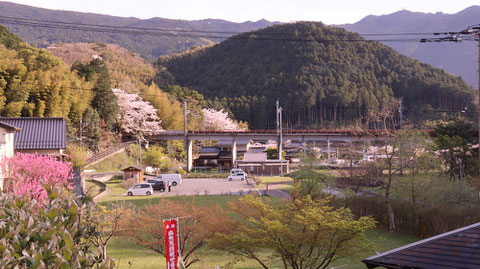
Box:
[126,183,153,196]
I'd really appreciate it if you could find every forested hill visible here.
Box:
[341,6,480,88]
[157,22,475,129]
[0,1,278,60]
[0,25,92,120]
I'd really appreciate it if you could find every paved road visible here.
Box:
[154,178,259,196]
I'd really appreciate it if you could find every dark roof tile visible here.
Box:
[0,117,66,150]
[363,223,480,269]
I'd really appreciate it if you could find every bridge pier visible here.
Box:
[185,139,193,172]
[232,140,237,168]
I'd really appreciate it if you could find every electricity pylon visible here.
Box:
[421,24,480,178]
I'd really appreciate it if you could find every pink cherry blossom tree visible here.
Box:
[113,88,163,142]
[1,153,73,202]
[201,108,245,131]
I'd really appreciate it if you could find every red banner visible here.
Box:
[164,218,179,269]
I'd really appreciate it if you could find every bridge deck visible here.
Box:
[154,129,395,142]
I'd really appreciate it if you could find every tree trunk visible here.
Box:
[386,165,396,233]
[385,190,395,233]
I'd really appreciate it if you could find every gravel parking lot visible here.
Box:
[153,178,258,196]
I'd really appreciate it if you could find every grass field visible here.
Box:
[102,186,418,268]
[257,176,293,187]
[85,151,137,173]
[107,226,418,269]
[84,179,105,198]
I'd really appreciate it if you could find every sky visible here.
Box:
[5,0,480,24]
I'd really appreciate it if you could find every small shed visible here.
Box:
[122,166,144,183]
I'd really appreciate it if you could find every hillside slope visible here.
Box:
[157,22,475,129]
[0,1,279,60]
[341,6,480,88]
[0,25,92,120]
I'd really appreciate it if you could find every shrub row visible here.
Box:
[332,195,480,238]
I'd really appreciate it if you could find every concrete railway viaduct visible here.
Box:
[153,129,393,171]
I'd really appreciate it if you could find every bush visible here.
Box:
[420,178,479,207]
[176,167,186,175]
[1,153,72,202]
[120,178,137,189]
[142,145,171,172]
[0,185,114,268]
[66,144,89,168]
[333,194,480,238]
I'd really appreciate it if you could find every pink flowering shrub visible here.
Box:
[1,153,73,202]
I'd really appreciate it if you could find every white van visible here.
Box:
[159,174,182,186]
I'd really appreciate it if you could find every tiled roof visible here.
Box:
[363,222,480,269]
[242,152,267,162]
[0,117,66,150]
[199,147,221,153]
[0,121,21,132]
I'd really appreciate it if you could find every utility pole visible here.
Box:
[184,101,187,136]
[421,24,480,178]
[398,98,403,129]
[276,100,284,176]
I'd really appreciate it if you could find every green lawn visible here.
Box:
[108,236,283,269]
[257,176,293,187]
[85,151,137,173]
[102,187,418,268]
[84,179,105,198]
[108,227,418,269]
[331,228,418,268]
[101,175,418,268]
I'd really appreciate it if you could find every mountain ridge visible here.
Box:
[341,6,480,88]
[0,1,280,60]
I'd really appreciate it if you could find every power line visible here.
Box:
[0,15,460,43]
[0,15,454,37]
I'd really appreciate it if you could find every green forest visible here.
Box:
[0,27,188,150]
[0,25,92,122]
[157,21,475,129]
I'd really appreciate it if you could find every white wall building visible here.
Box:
[0,122,20,191]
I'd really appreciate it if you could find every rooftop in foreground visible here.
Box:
[363,222,480,269]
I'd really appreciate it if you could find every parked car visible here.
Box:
[126,183,153,196]
[228,171,246,181]
[156,174,182,186]
[230,168,245,175]
[146,179,165,192]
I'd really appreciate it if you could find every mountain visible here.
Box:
[156,22,475,129]
[341,6,480,88]
[0,1,279,60]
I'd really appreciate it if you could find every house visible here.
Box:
[194,140,252,171]
[122,166,144,183]
[0,117,66,157]
[238,152,289,176]
[363,222,480,268]
[194,146,221,169]
[0,122,21,191]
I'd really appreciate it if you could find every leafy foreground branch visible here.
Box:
[0,185,115,268]
[209,195,376,269]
